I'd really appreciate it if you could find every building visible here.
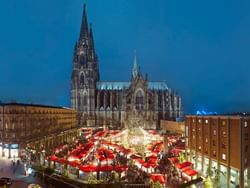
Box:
[160,120,185,135]
[71,4,183,129]
[185,115,250,188]
[0,103,77,159]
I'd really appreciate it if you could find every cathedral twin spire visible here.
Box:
[79,3,138,80]
[76,4,96,61]
[80,4,89,40]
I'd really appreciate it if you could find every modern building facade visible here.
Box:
[71,4,183,129]
[185,115,250,188]
[0,103,77,159]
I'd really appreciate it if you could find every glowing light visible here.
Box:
[196,110,217,115]
[27,167,33,175]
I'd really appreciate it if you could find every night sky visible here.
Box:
[0,0,250,114]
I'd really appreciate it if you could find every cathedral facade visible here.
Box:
[71,5,183,129]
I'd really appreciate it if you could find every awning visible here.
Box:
[150,174,165,184]
[168,157,180,164]
[175,161,192,169]
[97,165,113,172]
[182,167,198,176]
[67,161,80,167]
[50,155,58,162]
[114,165,128,172]
[79,165,97,172]
[57,158,68,164]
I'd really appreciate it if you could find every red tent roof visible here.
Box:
[50,155,58,162]
[182,167,198,176]
[114,165,128,172]
[168,157,180,164]
[79,165,97,172]
[143,163,157,168]
[67,161,80,167]
[150,174,165,184]
[134,159,145,164]
[97,148,115,161]
[97,165,113,172]
[57,158,67,164]
[175,161,192,169]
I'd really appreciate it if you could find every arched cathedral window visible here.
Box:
[80,74,85,86]
[83,96,87,106]
[136,90,144,110]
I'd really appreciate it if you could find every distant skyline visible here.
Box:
[0,0,250,114]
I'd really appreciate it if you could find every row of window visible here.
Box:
[196,148,227,161]
[191,130,227,137]
[193,143,249,159]
[196,140,227,149]
[192,119,248,128]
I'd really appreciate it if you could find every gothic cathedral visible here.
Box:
[71,4,183,129]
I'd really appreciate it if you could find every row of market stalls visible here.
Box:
[42,128,198,186]
[143,129,198,185]
[44,129,130,180]
[168,157,198,182]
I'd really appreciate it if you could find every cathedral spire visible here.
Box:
[80,3,88,40]
[132,50,140,79]
[73,41,78,63]
[89,23,96,59]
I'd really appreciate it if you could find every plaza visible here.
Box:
[0,155,45,188]
[24,126,198,187]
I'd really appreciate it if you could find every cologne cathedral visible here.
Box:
[71,5,183,129]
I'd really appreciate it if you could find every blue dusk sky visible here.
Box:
[0,0,250,114]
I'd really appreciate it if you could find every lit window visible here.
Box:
[222,153,226,160]
[198,119,201,123]
[222,131,226,137]
[193,119,196,123]
[213,151,216,157]
[205,119,208,124]
[205,138,208,143]
[222,121,226,125]
[244,121,248,128]
[205,148,208,154]
[213,130,216,136]
[198,146,201,151]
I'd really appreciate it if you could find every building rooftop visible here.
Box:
[186,114,250,118]
[96,82,130,90]
[96,81,169,91]
[0,102,73,110]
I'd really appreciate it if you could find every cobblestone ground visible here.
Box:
[0,156,46,188]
